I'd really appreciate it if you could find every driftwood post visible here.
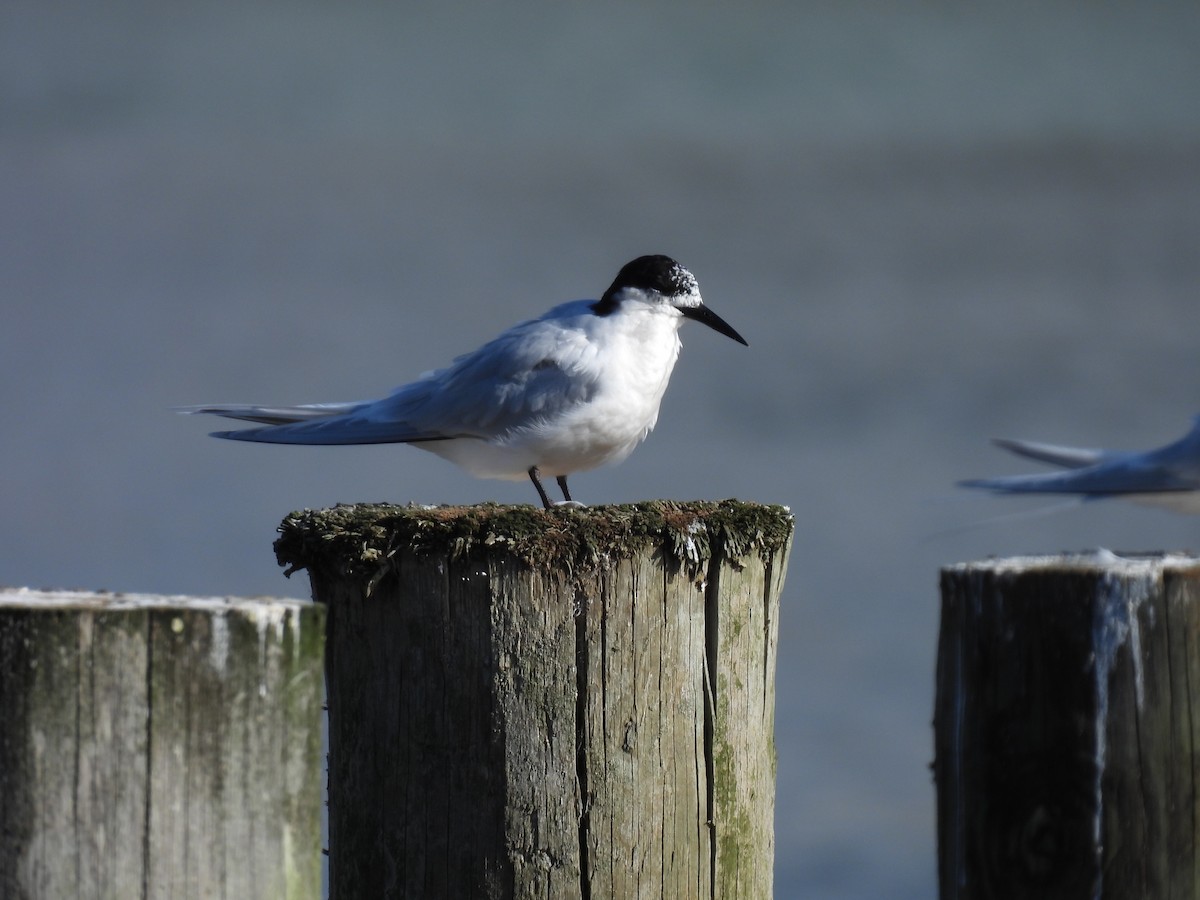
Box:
[275,500,793,900]
[0,589,325,900]
[935,553,1200,900]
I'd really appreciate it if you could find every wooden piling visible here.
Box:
[934,553,1200,900]
[0,589,325,900]
[274,500,793,900]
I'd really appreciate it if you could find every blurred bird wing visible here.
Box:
[1145,415,1200,475]
[969,416,1200,496]
[990,437,1109,469]
[961,452,1200,496]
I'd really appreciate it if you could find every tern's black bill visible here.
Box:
[681,304,748,346]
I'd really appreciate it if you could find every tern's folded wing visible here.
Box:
[370,316,600,438]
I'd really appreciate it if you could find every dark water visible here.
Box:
[4,3,1200,896]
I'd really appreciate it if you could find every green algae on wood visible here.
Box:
[0,590,325,900]
[274,499,793,581]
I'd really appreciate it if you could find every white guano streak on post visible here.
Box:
[210,610,230,673]
[1091,567,1152,900]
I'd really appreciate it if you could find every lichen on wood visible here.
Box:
[274,499,793,583]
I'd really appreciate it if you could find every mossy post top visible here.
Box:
[274,499,794,582]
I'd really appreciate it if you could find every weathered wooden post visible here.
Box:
[934,552,1200,900]
[275,500,793,900]
[0,589,325,900]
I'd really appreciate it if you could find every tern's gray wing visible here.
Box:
[962,416,1200,498]
[184,305,600,446]
[365,307,599,438]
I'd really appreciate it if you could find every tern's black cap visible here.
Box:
[593,255,696,315]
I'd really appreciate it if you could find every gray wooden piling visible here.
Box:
[274,500,793,900]
[0,589,325,900]
[935,553,1200,900]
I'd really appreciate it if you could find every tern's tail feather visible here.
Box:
[176,402,364,426]
[177,403,447,445]
[991,437,1107,470]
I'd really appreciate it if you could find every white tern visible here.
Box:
[960,416,1200,513]
[180,255,747,508]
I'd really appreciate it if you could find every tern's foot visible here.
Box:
[552,500,587,509]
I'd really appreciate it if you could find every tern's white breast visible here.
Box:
[420,305,685,480]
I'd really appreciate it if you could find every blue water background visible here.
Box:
[4,3,1200,896]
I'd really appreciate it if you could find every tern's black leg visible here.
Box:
[528,466,553,509]
[556,476,573,503]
